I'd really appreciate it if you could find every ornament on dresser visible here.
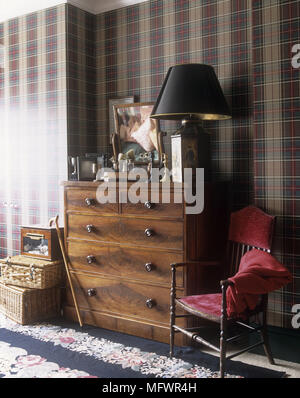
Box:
[69,153,111,181]
[160,153,170,183]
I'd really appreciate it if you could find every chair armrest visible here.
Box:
[171,260,222,269]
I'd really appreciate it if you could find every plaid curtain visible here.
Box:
[0,5,68,257]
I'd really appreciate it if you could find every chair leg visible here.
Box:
[220,324,227,378]
[170,264,176,358]
[220,284,227,378]
[170,294,175,358]
[261,301,275,365]
[261,314,275,365]
[170,323,175,358]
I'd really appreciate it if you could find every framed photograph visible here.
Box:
[109,97,134,135]
[112,102,163,164]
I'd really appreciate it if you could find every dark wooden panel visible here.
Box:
[186,182,230,260]
[67,240,184,286]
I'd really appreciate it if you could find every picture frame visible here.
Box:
[171,132,203,182]
[109,96,135,135]
[112,102,164,165]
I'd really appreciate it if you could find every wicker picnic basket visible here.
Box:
[0,255,64,289]
[0,282,61,324]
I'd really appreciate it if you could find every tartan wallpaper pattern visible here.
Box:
[0,0,298,328]
[96,0,299,328]
[0,5,68,257]
[252,0,299,327]
[66,4,97,156]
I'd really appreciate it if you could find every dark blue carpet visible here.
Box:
[0,317,286,379]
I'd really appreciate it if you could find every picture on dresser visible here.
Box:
[109,96,135,135]
[112,102,164,165]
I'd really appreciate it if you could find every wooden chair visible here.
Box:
[170,206,276,378]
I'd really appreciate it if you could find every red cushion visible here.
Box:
[229,206,275,250]
[178,293,222,319]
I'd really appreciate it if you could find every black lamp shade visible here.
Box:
[150,64,231,121]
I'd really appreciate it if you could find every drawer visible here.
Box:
[66,188,118,214]
[120,190,183,219]
[67,240,184,287]
[66,273,175,325]
[119,218,184,250]
[67,214,119,243]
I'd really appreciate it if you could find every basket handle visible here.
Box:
[1,264,36,281]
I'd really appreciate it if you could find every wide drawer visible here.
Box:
[119,218,184,250]
[67,214,184,250]
[66,273,174,325]
[67,240,184,287]
[67,214,120,243]
[66,188,118,214]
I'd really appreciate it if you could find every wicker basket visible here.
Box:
[0,255,64,289]
[0,282,61,324]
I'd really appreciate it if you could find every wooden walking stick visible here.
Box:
[49,215,83,327]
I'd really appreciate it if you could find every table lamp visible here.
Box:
[150,64,231,182]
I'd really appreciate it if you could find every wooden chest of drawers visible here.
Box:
[62,181,228,344]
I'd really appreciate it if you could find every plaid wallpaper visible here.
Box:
[252,0,299,327]
[96,0,299,328]
[96,0,254,203]
[0,5,68,257]
[66,4,97,156]
[0,0,298,328]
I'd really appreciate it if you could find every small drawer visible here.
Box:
[119,218,184,250]
[66,188,118,214]
[66,273,174,324]
[120,187,183,219]
[67,241,184,287]
[121,201,183,219]
[67,214,119,243]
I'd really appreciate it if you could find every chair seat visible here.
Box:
[177,293,222,322]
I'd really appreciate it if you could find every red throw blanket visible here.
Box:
[226,249,292,318]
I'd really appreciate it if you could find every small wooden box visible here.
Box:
[0,282,61,325]
[21,225,63,261]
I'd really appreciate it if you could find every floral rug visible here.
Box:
[0,314,284,379]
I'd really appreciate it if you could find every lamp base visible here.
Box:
[171,121,211,183]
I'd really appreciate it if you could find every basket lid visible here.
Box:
[0,281,29,293]
[0,255,61,268]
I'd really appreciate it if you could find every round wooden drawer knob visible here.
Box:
[87,288,97,297]
[86,224,94,233]
[144,201,155,209]
[146,299,156,309]
[85,198,94,206]
[144,263,153,272]
[86,255,96,264]
[144,228,154,237]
